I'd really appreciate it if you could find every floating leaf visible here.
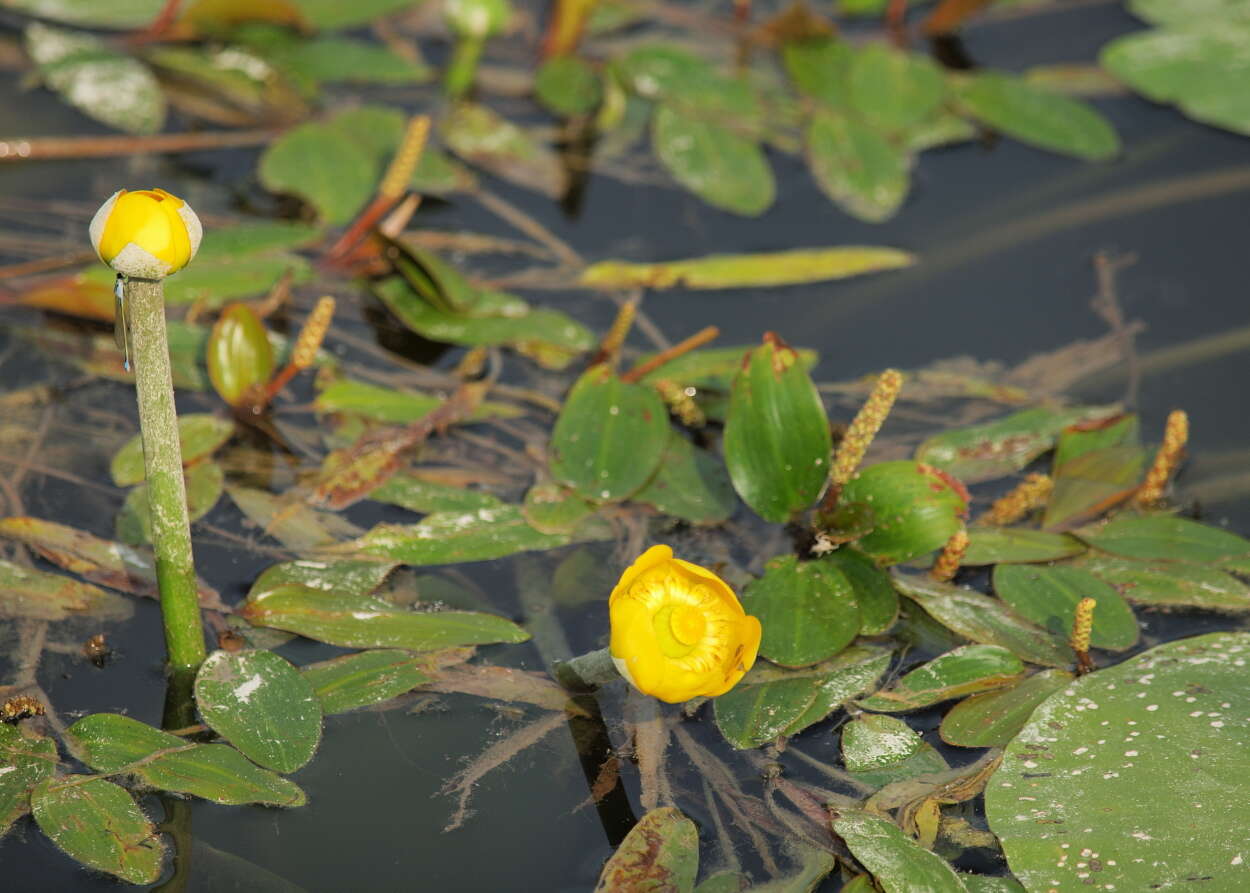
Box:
[0,558,132,621]
[858,644,1024,712]
[806,111,911,223]
[259,120,377,224]
[848,741,950,790]
[0,725,57,835]
[962,528,1086,565]
[956,71,1119,160]
[110,413,234,487]
[939,668,1073,748]
[2,0,166,29]
[1052,413,1140,467]
[315,378,522,424]
[742,555,860,667]
[1077,514,1250,563]
[25,22,165,135]
[724,335,831,523]
[915,406,1117,484]
[834,461,968,565]
[594,807,698,892]
[848,44,946,132]
[613,45,714,101]
[632,434,736,525]
[331,505,593,565]
[841,714,922,772]
[987,632,1250,892]
[194,221,323,260]
[783,37,854,109]
[302,650,432,714]
[194,649,323,773]
[68,713,305,806]
[833,810,968,893]
[32,777,163,884]
[207,304,274,408]
[1043,446,1146,529]
[580,247,915,290]
[993,564,1138,651]
[652,104,774,216]
[443,102,567,199]
[249,32,431,88]
[288,0,417,28]
[714,647,891,749]
[824,547,898,634]
[893,572,1075,667]
[0,516,222,608]
[248,558,398,600]
[1077,553,1250,611]
[549,365,670,503]
[535,56,602,117]
[371,474,503,515]
[1102,22,1250,136]
[240,584,530,651]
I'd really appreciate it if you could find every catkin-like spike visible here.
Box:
[379,115,431,200]
[980,473,1054,526]
[655,379,705,427]
[1071,597,1096,674]
[929,526,969,582]
[1136,409,1189,507]
[595,298,637,365]
[829,369,903,490]
[292,296,336,371]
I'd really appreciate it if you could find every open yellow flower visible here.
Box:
[609,545,762,703]
[89,188,202,280]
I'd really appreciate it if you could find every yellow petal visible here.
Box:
[609,544,673,605]
[609,597,667,697]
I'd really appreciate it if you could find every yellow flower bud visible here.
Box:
[609,545,762,703]
[89,188,202,280]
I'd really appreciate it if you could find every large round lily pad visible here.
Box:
[987,631,1250,892]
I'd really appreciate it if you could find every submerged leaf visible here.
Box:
[580,246,914,290]
[32,777,164,884]
[594,807,698,892]
[111,413,234,486]
[302,650,432,714]
[0,558,132,621]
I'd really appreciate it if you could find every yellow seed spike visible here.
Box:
[596,298,637,364]
[655,379,705,427]
[292,296,336,371]
[1136,410,1189,508]
[980,473,1054,526]
[929,526,969,583]
[1071,597,1096,657]
[829,368,904,490]
[379,115,431,200]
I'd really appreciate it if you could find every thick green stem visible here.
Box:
[127,277,207,670]
[553,646,620,692]
[444,37,485,98]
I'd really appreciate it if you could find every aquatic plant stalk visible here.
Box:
[1070,596,1096,675]
[554,646,620,691]
[929,526,969,582]
[980,472,1053,525]
[445,38,486,98]
[127,277,207,670]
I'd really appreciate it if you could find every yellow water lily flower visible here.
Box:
[609,545,762,703]
[89,188,202,280]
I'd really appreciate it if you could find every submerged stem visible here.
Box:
[126,277,207,670]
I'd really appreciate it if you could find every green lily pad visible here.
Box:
[549,365,670,503]
[962,528,1086,565]
[714,647,891,749]
[239,585,530,651]
[111,413,234,486]
[833,810,968,893]
[892,572,1075,668]
[302,650,433,714]
[724,336,831,523]
[68,713,305,806]
[858,644,1025,712]
[939,668,1074,748]
[742,555,861,667]
[841,714,922,772]
[194,649,323,774]
[1077,514,1250,563]
[993,564,1138,651]
[32,777,164,884]
[595,807,698,892]
[987,632,1250,892]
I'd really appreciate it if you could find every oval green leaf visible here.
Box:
[858,644,1025,712]
[806,111,910,223]
[194,649,323,774]
[632,433,736,525]
[207,303,275,408]
[848,44,946,132]
[742,555,860,667]
[835,461,968,565]
[833,810,968,893]
[1077,514,1250,563]
[111,413,234,486]
[0,725,57,835]
[1077,553,1250,611]
[32,776,163,885]
[939,668,1073,748]
[841,714,922,772]
[962,528,1086,565]
[259,120,377,224]
[993,564,1139,651]
[302,650,433,714]
[822,546,899,634]
[652,104,775,216]
[594,807,698,892]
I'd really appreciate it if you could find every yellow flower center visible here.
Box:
[652,603,707,658]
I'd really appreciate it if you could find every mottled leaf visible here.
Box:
[841,714,922,772]
[652,104,774,216]
[939,668,1073,748]
[0,558,132,621]
[32,777,163,884]
[833,461,968,565]
[443,102,567,198]
[594,807,698,892]
[858,644,1024,712]
[1077,553,1250,611]
[0,725,57,835]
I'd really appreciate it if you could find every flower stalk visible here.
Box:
[1136,410,1188,508]
[127,276,207,670]
[980,472,1053,526]
[820,368,903,513]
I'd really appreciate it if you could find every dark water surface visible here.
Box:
[2,2,1249,890]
